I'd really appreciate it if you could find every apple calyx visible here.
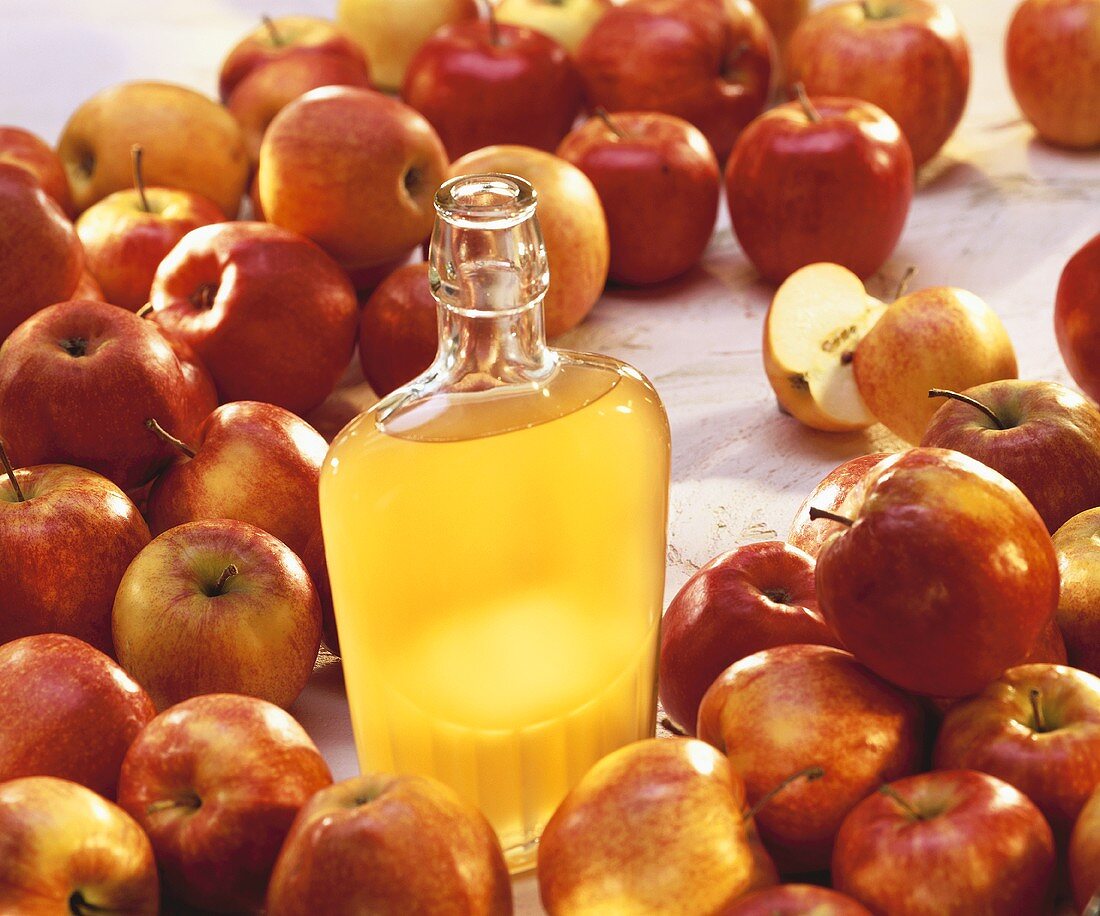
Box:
[743,765,825,822]
[131,144,151,213]
[262,14,285,46]
[210,564,240,597]
[878,784,929,821]
[808,507,855,527]
[928,388,1006,430]
[595,107,628,140]
[145,418,197,459]
[190,282,218,311]
[794,83,822,124]
[0,439,25,502]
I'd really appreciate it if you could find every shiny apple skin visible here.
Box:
[1055,232,1100,402]
[0,125,74,215]
[787,0,971,167]
[149,221,359,416]
[814,448,1059,698]
[833,770,1055,915]
[76,186,224,311]
[576,0,775,161]
[538,738,774,914]
[267,775,512,916]
[721,884,872,915]
[557,111,721,286]
[0,634,155,798]
[658,540,839,735]
[1055,508,1100,678]
[921,379,1100,533]
[359,261,437,397]
[726,97,913,283]
[403,21,584,160]
[1006,0,1100,149]
[117,693,333,913]
[0,776,159,915]
[934,663,1100,840]
[1070,784,1100,909]
[698,644,924,873]
[787,453,891,559]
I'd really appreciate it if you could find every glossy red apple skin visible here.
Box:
[0,162,83,343]
[149,221,359,416]
[165,334,220,440]
[658,540,840,735]
[0,776,159,915]
[117,693,333,913]
[1070,785,1100,910]
[698,644,924,873]
[933,663,1100,840]
[814,448,1059,698]
[0,125,73,215]
[1055,232,1100,402]
[922,380,1100,533]
[266,775,512,916]
[576,0,775,161]
[833,770,1055,915]
[787,453,891,559]
[403,20,584,160]
[726,96,913,283]
[0,299,212,490]
[557,111,721,286]
[0,634,155,798]
[787,0,971,168]
[1054,508,1100,678]
[359,261,438,396]
[722,884,872,915]
[0,463,150,653]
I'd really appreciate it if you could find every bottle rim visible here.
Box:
[435,173,538,229]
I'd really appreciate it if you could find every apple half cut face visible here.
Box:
[763,262,886,432]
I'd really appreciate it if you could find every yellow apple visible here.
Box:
[496,0,614,53]
[58,82,249,217]
[336,0,479,91]
[853,287,1018,444]
[450,144,609,337]
[763,263,886,432]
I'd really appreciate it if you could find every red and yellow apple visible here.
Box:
[723,884,872,915]
[0,124,73,215]
[787,453,891,558]
[1071,784,1100,910]
[496,0,613,52]
[1054,508,1100,677]
[1055,232,1100,402]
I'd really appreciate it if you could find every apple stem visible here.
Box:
[927,389,1005,429]
[879,784,927,821]
[213,564,239,595]
[808,507,854,527]
[594,107,628,140]
[0,440,25,502]
[145,418,196,459]
[487,2,501,46]
[743,766,824,822]
[262,14,285,46]
[135,303,154,319]
[660,716,688,736]
[146,794,201,815]
[894,265,917,301]
[1029,688,1047,733]
[130,144,151,213]
[793,83,822,123]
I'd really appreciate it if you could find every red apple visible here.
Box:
[258,87,449,271]
[0,125,73,215]
[934,663,1100,840]
[538,738,778,913]
[0,634,155,798]
[698,644,924,873]
[164,334,219,441]
[1006,0,1100,150]
[787,453,891,559]
[267,774,512,915]
[73,268,105,300]
[148,221,359,416]
[658,540,840,735]
[0,776,159,915]
[113,520,322,710]
[345,248,416,296]
[403,16,584,160]
[813,448,1059,697]
[726,94,913,283]
[300,524,338,654]
[1055,232,1100,402]
[833,770,1055,915]
[117,693,333,913]
[358,261,437,396]
[76,149,223,311]
[1054,508,1100,677]
[0,460,150,653]
[557,110,721,286]
[1071,784,1100,910]
[722,884,872,915]
[921,379,1100,533]
[787,0,971,168]
[0,299,210,490]
[219,14,369,101]
[576,0,775,161]
[0,162,83,343]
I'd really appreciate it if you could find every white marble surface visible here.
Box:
[3,0,1099,912]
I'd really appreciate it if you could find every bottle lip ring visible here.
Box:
[435,173,538,228]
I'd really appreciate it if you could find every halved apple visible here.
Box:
[763,262,886,432]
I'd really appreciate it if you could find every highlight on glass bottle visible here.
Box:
[319,171,672,871]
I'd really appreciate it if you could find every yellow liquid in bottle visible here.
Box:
[320,356,669,869]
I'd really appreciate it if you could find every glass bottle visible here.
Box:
[319,174,670,870]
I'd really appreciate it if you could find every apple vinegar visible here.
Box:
[320,175,670,869]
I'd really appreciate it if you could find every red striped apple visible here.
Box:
[787,453,891,558]
[1055,508,1100,678]
[359,262,437,397]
